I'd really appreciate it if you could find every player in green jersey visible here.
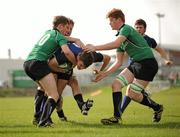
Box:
[120,18,173,117]
[24,15,79,127]
[32,18,76,125]
[33,19,110,125]
[84,8,163,125]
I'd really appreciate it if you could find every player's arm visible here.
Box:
[104,52,124,76]
[93,54,111,75]
[93,52,124,82]
[61,44,76,66]
[155,46,173,65]
[48,57,59,72]
[84,35,127,52]
[65,36,85,48]
[99,54,111,71]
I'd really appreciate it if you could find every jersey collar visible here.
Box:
[115,24,125,36]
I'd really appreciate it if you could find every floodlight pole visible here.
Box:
[156,13,165,46]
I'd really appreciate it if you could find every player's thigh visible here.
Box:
[57,79,68,95]
[68,77,81,95]
[120,68,135,82]
[39,73,59,101]
[127,79,149,102]
[128,58,158,81]
[112,68,134,91]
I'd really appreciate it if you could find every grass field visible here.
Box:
[0,86,180,137]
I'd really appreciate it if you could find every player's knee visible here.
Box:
[48,92,59,102]
[112,75,128,90]
[128,82,144,99]
[112,79,121,91]
[68,77,78,86]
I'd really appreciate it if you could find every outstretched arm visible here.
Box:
[84,35,127,52]
[155,46,173,65]
[93,52,124,82]
[93,54,111,75]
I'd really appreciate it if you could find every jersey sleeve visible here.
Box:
[118,25,131,38]
[144,35,157,49]
[68,42,83,56]
[92,52,103,62]
[150,38,157,48]
[54,42,83,65]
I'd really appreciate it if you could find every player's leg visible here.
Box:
[24,60,59,127]
[101,68,134,125]
[33,86,47,125]
[120,85,132,114]
[56,70,80,121]
[121,87,150,114]
[126,58,163,122]
[68,75,93,115]
[38,73,59,127]
[56,96,67,121]
[56,78,68,121]
[127,79,163,122]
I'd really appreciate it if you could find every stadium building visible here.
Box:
[0,45,180,88]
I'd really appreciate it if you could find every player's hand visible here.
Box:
[165,60,173,66]
[92,69,100,75]
[75,39,85,49]
[92,72,107,82]
[83,44,96,52]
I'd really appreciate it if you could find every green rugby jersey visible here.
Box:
[116,24,154,61]
[26,29,67,61]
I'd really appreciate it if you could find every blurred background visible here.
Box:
[0,0,179,95]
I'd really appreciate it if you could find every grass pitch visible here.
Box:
[0,86,180,137]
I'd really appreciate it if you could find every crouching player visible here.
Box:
[33,42,110,125]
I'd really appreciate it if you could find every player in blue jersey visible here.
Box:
[33,42,110,126]
[49,42,110,122]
